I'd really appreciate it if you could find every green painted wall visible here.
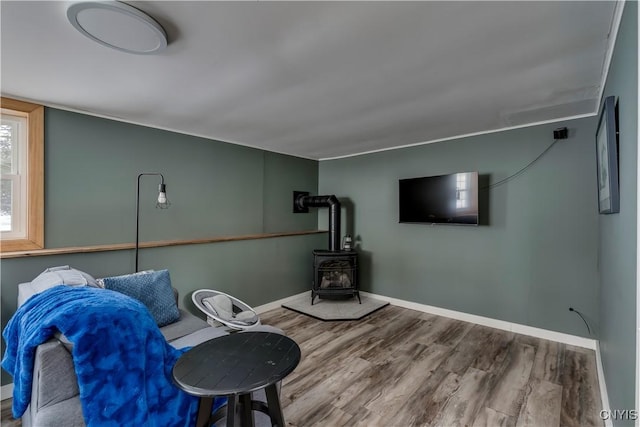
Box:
[1,108,321,385]
[263,152,319,233]
[598,2,638,422]
[43,109,318,246]
[319,117,600,338]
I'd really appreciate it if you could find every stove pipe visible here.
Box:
[296,194,341,251]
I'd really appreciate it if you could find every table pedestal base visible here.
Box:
[197,383,285,427]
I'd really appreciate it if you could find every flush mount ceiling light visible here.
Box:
[67,1,167,54]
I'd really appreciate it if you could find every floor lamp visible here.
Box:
[136,173,170,272]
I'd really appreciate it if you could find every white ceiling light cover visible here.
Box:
[67,1,167,54]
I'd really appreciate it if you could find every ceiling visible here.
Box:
[1,1,621,160]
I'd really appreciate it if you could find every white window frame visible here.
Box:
[0,98,44,252]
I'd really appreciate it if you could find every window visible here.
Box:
[1,114,28,237]
[0,98,44,252]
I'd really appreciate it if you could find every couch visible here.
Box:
[14,274,283,427]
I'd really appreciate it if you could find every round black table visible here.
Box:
[172,332,301,427]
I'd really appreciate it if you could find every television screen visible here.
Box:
[399,172,479,225]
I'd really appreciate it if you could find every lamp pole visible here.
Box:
[136,173,169,272]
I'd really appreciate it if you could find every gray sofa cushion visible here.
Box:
[29,396,85,427]
[33,340,79,409]
[160,309,209,342]
[169,327,229,349]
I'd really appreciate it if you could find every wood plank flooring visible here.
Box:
[1,398,16,427]
[0,304,603,427]
[260,305,603,427]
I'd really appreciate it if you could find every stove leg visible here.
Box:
[356,291,362,304]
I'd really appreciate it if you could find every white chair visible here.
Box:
[192,289,261,331]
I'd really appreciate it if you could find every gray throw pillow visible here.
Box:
[102,269,180,327]
[31,266,100,294]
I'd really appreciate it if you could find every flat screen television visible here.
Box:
[399,172,479,225]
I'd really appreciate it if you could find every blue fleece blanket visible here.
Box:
[2,286,199,426]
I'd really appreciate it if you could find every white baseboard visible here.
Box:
[1,383,13,401]
[595,341,613,427]
[359,291,597,350]
[254,291,309,314]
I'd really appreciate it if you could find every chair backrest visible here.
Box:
[192,289,261,331]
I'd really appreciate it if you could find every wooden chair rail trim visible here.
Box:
[0,230,327,259]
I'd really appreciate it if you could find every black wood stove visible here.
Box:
[294,192,361,305]
[312,249,360,305]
